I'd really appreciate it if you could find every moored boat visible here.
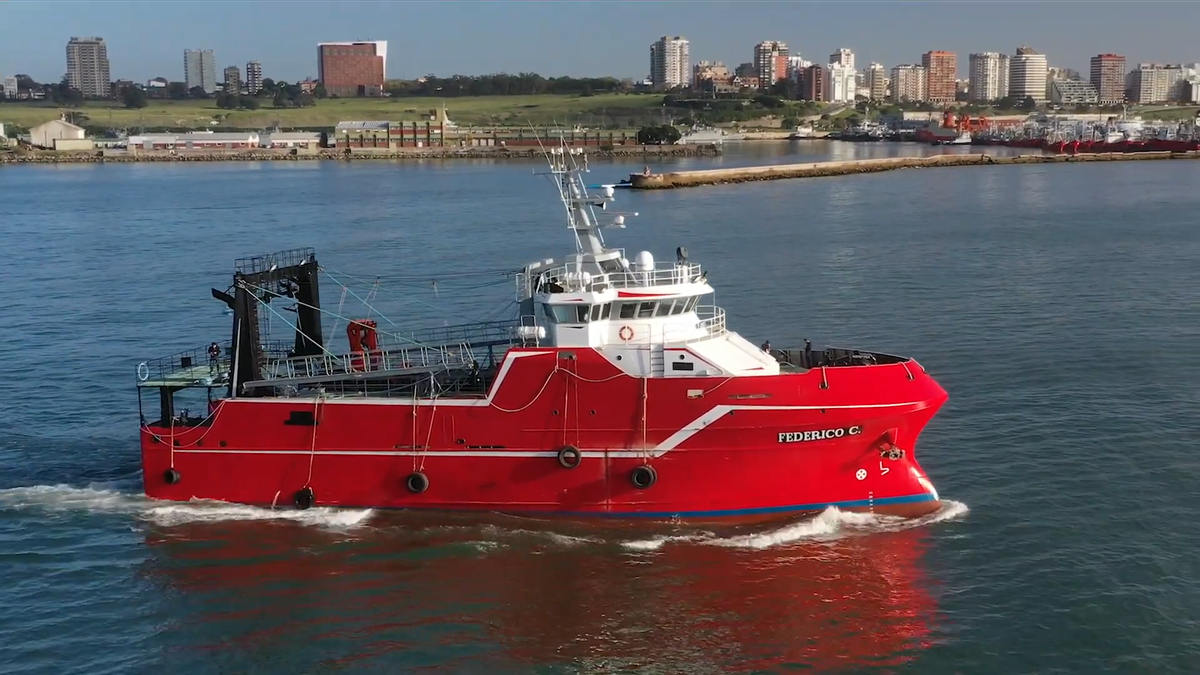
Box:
[136,143,947,522]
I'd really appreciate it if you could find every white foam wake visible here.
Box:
[621,500,969,552]
[0,484,373,529]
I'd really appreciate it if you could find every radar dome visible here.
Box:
[635,251,655,273]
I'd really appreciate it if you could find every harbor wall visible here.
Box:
[0,144,720,164]
[628,151,1200,189]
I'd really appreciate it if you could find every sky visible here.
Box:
[2,1,1199,84]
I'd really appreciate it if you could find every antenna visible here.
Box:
[534,134,637,255]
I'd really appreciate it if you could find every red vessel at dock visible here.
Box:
[136,142,947,522]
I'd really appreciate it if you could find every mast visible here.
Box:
[539,139,634,257]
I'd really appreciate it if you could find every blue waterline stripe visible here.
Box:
[568,492,939,519]
[322,492,939,520]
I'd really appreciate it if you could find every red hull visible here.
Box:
[142,348,946,522]
[1049,139,1199,155]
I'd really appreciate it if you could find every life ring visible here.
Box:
[163,468,181,485]
[631,465,657,489]
[406,471,430,494]
[557,445,582,469]
[294,486,315,510]
[619,325,634,341]
[137,362,150,381]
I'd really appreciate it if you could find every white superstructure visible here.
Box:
[515,146,778,378]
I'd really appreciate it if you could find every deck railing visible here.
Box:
[135,340,293,385]
[519,261,703,297]
[694,305,726,338]
[261,342,478,384]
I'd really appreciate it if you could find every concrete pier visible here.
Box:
[0,143,721,165]
[628,151,1200,189]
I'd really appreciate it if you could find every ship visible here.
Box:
[677,124,747,144]
[136,142,947,523]
[787,124,817,140]
[914,110,991,145]
[935,131,973,146]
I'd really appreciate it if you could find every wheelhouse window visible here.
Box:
[612,299,700,319]
[543,303,610,324]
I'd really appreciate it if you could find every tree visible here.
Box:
[781,116,798,129]
[1019,95,1037,111]
[189,86,210,99]
[769,78,799,101]
[51,80,84,107]
[636,124,682,145]
[15,74,40,93]
[259,78,276,96]
[167,81,189,99]
[240,96,260,110]
[753,94,785,109]
[313,83,327,99]
[122,86,148,109]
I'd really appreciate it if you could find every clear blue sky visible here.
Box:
[2,1,1198,84]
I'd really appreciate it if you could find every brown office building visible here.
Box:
[922,50,957,104]
[1090,53,1126,104]
[800,64,825,102]
[317,41,387,97]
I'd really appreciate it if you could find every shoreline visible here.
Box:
[0,144,721,164]
[628,151,1200,189]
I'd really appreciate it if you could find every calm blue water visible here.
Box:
[2,142,1199,674]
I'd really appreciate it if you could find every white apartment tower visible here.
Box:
[866,62,887,100]
[66,37,112,98]
[825,63,857,103]
[968,52,1009,101]
[787,55,812,81]
[245,61,263,94]
[1009,46,1048,102]
[890,65,927,103]
[650,36,690,90]
[184,49,218,94]
[829,48,855,70]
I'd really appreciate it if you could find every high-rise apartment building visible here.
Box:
[829,48,855,70]
[866,62,887,101]
[649,36,690,90]
[1009,46,1048,102]
[245,61,263,94]
[754,41,790,88]
[968,52,1008,102]
[825,64,857,103]
[184,49,218,94]
[922,50,957,104]
[890,65,927,103]
[318,41,387,97]
[800,64,824,102]
[787,56,812,81]
[1128,63,1195,103]
[223,66,241,94]
[1090,54,1126,104]
[66,37,111,98]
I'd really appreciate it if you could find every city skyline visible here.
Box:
[2,1,1199,84]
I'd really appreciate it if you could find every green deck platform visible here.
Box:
[137,359,231,389]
